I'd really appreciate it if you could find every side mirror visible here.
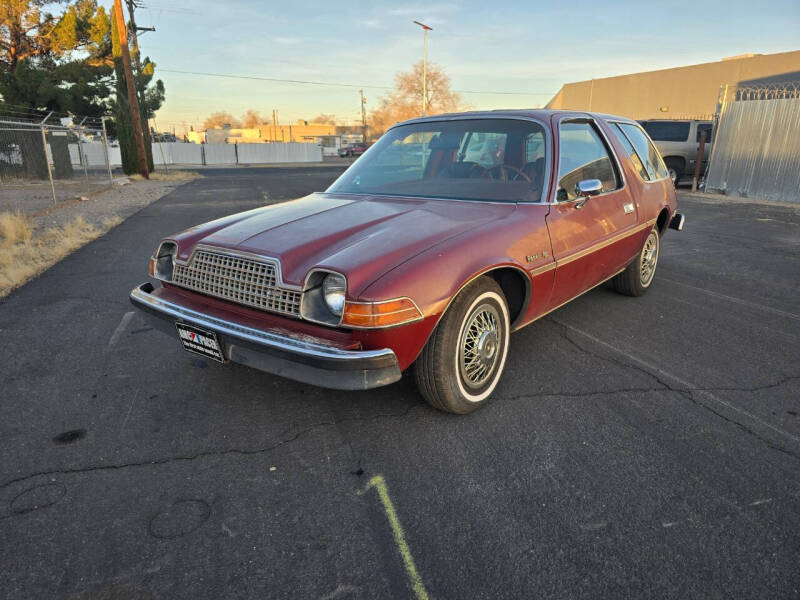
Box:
[573,179,603,208]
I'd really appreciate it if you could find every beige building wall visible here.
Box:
[259,121,336,143]
[546,50,800,120]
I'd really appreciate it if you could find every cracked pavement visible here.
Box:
[1,167,798,599]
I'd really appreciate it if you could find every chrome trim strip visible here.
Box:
[528,262,556,277]
[554,218,657,268]
[130,284,397,369]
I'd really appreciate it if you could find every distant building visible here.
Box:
[258,120,336,143]
[546,49,800,120]
[189,120,338,145]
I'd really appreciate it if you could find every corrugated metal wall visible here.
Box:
[706,84,800,203]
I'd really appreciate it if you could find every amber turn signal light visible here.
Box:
[148,257,156,277]
[341,298,422,328]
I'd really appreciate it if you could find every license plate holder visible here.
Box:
[175,322,224,362]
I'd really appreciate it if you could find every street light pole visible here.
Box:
[413,21,433,116]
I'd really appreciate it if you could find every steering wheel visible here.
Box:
[483,164,531,182]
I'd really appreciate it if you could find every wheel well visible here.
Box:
[656,208,670,235]
[663,156,685,170]
[486,268,528,326]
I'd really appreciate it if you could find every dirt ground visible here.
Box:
[0,172,198,297]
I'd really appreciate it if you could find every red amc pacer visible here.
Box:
[131,110,684,414]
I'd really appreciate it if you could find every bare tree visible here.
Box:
[368,61,465,138]
[203,111,240,129]
[241,109,263,128]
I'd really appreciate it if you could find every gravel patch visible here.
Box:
[26,176,190,232]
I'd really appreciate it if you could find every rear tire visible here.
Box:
[613,227,660,297]
[414,277,510,414]
[664,158,684,186]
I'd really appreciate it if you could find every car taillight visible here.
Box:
[341,298,422,328]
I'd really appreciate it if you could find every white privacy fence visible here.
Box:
[69,141,322,167]
[705,83,800,203]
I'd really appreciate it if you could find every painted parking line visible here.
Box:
[108,311,135,347]
[555,320,800,446]
[360,475,430,600]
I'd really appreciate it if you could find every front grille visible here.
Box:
[172,249,301,316]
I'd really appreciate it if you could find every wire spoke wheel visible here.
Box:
[458,303,501,388]
[640,231,659,287]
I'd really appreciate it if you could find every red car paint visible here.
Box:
[149,110,678,372]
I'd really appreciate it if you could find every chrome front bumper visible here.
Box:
[129,283,402,390]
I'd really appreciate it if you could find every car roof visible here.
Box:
[393,109,640,129]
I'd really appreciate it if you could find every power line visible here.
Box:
[159,68,555,96]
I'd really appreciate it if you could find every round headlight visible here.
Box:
[322,273,346,316]
[154,242,177,280]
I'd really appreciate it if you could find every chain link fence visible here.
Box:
[0,116,114,215]
[705,82,800,203]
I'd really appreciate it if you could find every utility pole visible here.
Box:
[272,109,278,142]
[413,21,433,116]
[113,0,148,178]
[125,1,155,123]
[359,89,367,142]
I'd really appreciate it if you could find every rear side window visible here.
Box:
[696,123,713,143]
[618,123,670,180]
[641,121,690,142]
[610,124,650,181]
[556,121,620,201]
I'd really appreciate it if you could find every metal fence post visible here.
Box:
[77,117,90,194]
[101,117,113,185]
[40,122,57,205]
[704,84,729,188]
[150,119,169,174]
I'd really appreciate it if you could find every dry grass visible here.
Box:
[0,212,117,298]
[0,212,33,247]
[129,170,200,182]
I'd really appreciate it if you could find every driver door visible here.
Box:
[545,117,639,308]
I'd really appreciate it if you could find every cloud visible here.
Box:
[272,36,302,45]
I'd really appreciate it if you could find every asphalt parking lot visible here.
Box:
[1,166,799,599]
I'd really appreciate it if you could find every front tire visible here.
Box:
[613,227,660,297]
[414,277,510,414]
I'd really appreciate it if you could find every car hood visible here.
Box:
[171,192,516,296]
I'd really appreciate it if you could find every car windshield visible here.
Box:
[327,118,548,202]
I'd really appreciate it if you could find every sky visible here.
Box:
[114,0,800,134]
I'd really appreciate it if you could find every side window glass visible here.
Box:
[696,123,713,143]
[461,132,507,168]
[619,123,669,180]
[525,131,545,163]
[641,121,690,142]
[557,122,619,201]
[611,123,650,181]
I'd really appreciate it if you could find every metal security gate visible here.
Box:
[705,83,800,203]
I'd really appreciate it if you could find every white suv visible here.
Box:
[638,120,713,185]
